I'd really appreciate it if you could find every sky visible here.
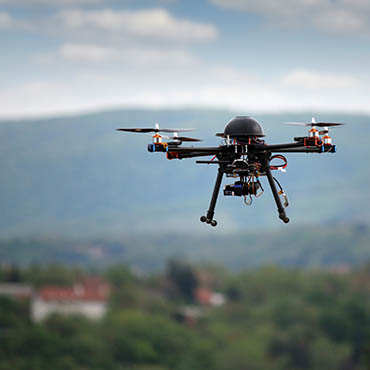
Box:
[0,0,369,118]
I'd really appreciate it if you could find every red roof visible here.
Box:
[38,278,109,302]
[195,287,212,305]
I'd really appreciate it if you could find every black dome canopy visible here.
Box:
[223,116,265,138]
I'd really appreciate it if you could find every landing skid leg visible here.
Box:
[265,163,290,224]
[200,167,224,227]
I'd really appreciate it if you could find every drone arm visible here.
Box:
[176,151,219,159]
[270,147,322,153]
[167,146,222,153]
[254,142,305,151]
[269,146,335,153]
[254,141,336,154]
[167,146,223,160]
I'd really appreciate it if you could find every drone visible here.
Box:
[117,117,343,227]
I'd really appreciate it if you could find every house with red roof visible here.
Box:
[31,277,110,322]
[194,287,225,306]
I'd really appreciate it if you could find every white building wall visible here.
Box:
[31,297,107,322]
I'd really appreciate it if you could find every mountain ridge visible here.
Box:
[0,108,368,236]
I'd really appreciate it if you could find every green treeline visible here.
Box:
[0,262,369,370]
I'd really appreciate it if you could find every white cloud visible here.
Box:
[0,11,32,30]
[29,8,209,72]
[313,9,368,34]
[55,43,195,66]
[0,77,282,118]
[0,12,12,28]
[55,8,217,42]
[210,0,370,35]
[3,7,217,44]
[1,66,369,119]
[340,0,370,10]
[59,43,116,62]
[210,0,330,18]
[0,0,105,5]
[281,69,359,89]
[0,0,177,5]
[0,82,91,118]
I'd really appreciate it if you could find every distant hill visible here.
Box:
[0,108,369,236]
[0,224,369,271]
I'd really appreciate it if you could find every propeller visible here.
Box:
[116,122,194,134]
[284,117,345,128]
[176,136,201,142]
[163,132,201,142]
[318,127,338,135]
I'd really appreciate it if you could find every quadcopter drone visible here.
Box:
[117,117,343,227]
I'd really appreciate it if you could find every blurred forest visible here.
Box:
[0,224,369,271]
[0,262,369,370]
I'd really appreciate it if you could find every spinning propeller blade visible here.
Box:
[173,136,201,142]
[160,128,194,133]
[318,126,344,135]
[117,128,157,133]
[116,122,194,134]
[284,122,344,127]
[284,117,345,128]
[162,132,202,142]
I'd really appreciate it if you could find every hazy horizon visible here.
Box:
[1,104,370,122]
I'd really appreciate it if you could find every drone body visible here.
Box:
[117,116,343,227]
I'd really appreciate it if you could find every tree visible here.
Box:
[166,259,198,302]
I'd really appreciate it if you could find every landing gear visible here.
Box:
[264,159,290,224]
[200,216,217,227]
[200,166,225,227]
[199,157,290,227]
